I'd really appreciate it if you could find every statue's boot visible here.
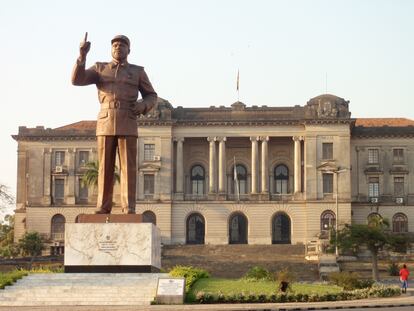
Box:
[95,209,110,214]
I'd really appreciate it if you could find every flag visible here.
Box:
[236,69,239,91]
[233,156,240,201]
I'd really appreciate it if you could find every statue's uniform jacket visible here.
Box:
[72,60,157,136]
[71,58,157,213]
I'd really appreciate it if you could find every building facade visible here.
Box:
[12,94,414,255]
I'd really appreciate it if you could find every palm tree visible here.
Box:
[81,161,120,188]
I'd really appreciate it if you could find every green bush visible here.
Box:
[328,272,373,290]
[193,285,400,303]
[387,262,399,276]
[169,265,210,293]
[243,266,273,281]
[0,270,28,289]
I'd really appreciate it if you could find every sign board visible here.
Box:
[156,278,185,304]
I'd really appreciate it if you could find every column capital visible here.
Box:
[260,136,269,142]
[207,136,217,142]
[173,137,185,143]
[292,136,304,142]
[217,136,227,142]
[250,136,260,142]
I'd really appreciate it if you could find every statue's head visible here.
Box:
[111,35,130,62]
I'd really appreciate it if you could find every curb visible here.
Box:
[232,303,414,310]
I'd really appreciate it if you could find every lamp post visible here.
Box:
[333,168,348,257]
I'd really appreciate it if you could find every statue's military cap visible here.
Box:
[111,35,130,48]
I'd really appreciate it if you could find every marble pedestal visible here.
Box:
[64,223,161,273]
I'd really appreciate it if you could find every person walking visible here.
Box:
[399,264,410,293]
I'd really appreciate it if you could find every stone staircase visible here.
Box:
[0,273,168,306]
[162,244,319,280]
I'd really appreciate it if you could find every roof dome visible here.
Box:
[305,94,351,119]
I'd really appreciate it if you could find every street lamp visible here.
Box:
[332,168,348,257]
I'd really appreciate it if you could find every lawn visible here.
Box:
[190,278,343,296]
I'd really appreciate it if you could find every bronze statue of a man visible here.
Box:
[72,34,157,214]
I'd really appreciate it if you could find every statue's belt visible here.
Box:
[100,101,135,109]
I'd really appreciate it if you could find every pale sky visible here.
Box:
[1,0,413,216]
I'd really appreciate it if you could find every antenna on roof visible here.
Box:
[236,69,240,102]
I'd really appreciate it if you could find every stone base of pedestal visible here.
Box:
[64,223,161,273]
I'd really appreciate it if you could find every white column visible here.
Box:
[261,136,269,194]
[43,148,52,205]
[66,148,76,204]
[293,136,302,193]
[250,136,259,194]
[208,137,217,193]
[175,138,185,194]
[16,148,27,209]
[218,137,227,193]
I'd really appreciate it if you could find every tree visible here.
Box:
[0,184,14,210]
[0,215,20,258]
[81,161,120,188]
[18,232,44,269]
[332,214,411,281]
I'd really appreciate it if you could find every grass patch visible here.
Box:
[190,278,342,297]
[0,270,28,289]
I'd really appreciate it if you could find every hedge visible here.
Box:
[194,285,400,304]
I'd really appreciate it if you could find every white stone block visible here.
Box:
[64,223,161,269]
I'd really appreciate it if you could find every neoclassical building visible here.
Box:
[12,94,414,255]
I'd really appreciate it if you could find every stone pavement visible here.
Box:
[0,291,413,311]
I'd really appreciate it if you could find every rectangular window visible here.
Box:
[78,151,89,166]
[368,177,379,198]
[322,143,333,160]
[55,151,65,166]
[54,179,64,200]
[144,144,155,161]
[79,179,88,199]
[368,149,379,164]
[144,174,155,197]
[394,177,404,196]
[393,148,404,163]
[323,173,333,194]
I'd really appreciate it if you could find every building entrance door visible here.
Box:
[272,213,291,244]
[186,213,205,244]
[229,213,248,244]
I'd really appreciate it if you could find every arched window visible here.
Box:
[229,212,248,244]
[233,165,247,194]
[51,214,65,241]
[321,210,336,232]
[272,213,291,244]
[393,213,408,233]
[186,213,205,244]
[143,211,157,225]
[274,165,289,194]
[191,165,205,195]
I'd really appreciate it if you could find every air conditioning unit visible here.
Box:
[396,197,404,204]
[55,165,63,173]
[370,197,378,203]
[153,155,161,161]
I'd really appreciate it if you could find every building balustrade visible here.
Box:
[50,232,64,241]
[270,193,293,201]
